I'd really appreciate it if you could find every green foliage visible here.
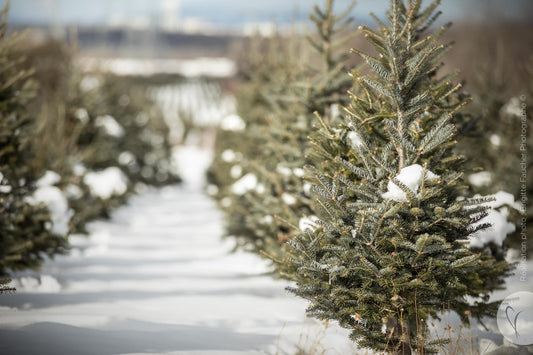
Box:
[282,1,514,353]
[209,0,357,268]
[0,3,67,276]
[19,38,180,233]
[458,61,533,254]
[1,2,180,275]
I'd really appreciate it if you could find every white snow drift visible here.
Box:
[83,167,129,199]
[26,170,72,236]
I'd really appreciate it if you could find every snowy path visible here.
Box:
[0,147,354,355]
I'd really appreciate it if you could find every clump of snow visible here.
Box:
[281,192,297,205]
[221,149,237,163]
[26,185,72,236]
[74,108,89,123]
[299,215,320,232]
[231,173,258,195]
[83,167,129,199]
[65,184,83,199]
[347,131,363,148]
[490,134,501,146]
[206,184,219,196]
[502,97,523,117]
[36,171,61,187]
[72,163,86,176]
[276,165,292,177]
[220,114,245,131]
[303,182,313,196]
[277,165,305,178]
[230,165,243,179]
[0,171,12,193]
[381,164,439,202]
[261,215,274,224]
[294,168,305,177]
[95,115,125,137]
[221,197,232,207]
[468,171,492,187]
[330,103,340,119]
[118,151,136,166]
[79,75,100,92]
[468,191,518,248]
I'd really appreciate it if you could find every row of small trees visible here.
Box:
[0,4,179,282]
[209,0,531,353]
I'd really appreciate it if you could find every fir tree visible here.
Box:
[211,0,356,263]
[0,3,67,276]
[209,33,308,252]
[283,1,514,353]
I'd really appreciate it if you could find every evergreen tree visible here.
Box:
[210,0,356,264]
[0,3,67,276]
[283,1,514,353]
[457,62,532,254]
[208,33,308,252]
[21,39,180,232]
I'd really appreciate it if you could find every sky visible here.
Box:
[4,0,533,28]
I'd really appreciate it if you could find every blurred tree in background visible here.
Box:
[208,0,357,270]
[0,1,181,277]
[0,5,67,276]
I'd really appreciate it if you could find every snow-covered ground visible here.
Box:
[0,146,357,355]
[80,57,237,78]
[149,81,235,144]
[1,146,532,354]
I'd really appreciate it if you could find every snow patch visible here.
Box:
[381,164,439,202]
[468,171,492,187]
[293,168,305,177]
[65,184,83,199]
[347,131,363,148]
[281,193,297,205]
[330,103,340,119]
[468,191,517,248]
[303,183,312,196]
[81,57,236,78]
[276,165,292,177]
[231,173,258,195]
[502,97,523,117]
[230,165,243,179]
[84,167,129,199]
[206,184,219,196]
[72,163,87,176]
[79,75,100,92]
[75,108,90,123]
[16,275,61,293]
[118,151,136,166]
[220,114,245,131]
[299,216,320,232]
[36,170,61,187]
[26,178,72,236]
[95,115,125,137]
[490,134,501,146]
[221,149,237,163]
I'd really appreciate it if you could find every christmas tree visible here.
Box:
[210,0,356,264]
[208,33,308,252]
[283,1,514,353]
[0,3,67,276]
